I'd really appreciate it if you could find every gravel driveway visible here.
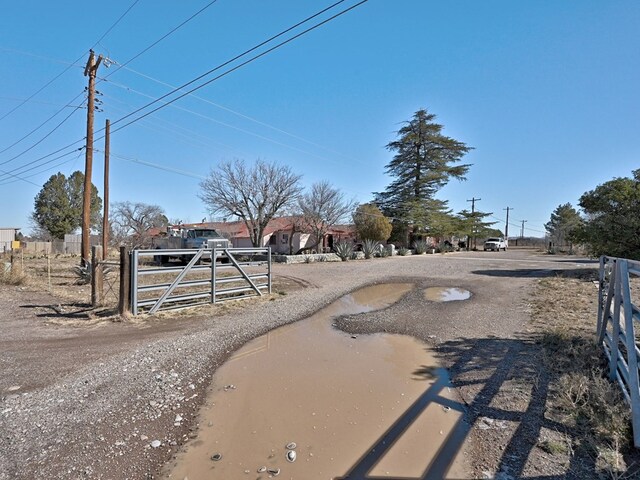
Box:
[0,249,596,479]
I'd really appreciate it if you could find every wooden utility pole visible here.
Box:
[81,50,103,265]
[520,219,528,239]
[102,119,110,260]
[466,197,481,250]
[503,206,513,240]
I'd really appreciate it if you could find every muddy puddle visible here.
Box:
[166,283,469,480]
[424,287,472,302]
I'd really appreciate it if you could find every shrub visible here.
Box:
[72,262,93,285]
[437,241,454,253]
[413,239,428,254]
[362,239,380,259]
[334,242,354,261]
[397,247,409,256]
[0,263,27,285]
[378,244,390,257]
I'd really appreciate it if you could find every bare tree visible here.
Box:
[299,181,355,253]
[111,201,168,248]
[199,159,302,247]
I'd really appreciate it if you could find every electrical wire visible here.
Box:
[0,149,85,187]
[102,77,355,166]
[0,90,86,157]
[0,148,84,186]
[107,0,357,131]
[97,149,206,179]
[101,0,218,80]
[115,62,365,164]
[1,1,367,187]
[0,144,85,182]
[0,97,85,165]
[91,0,141,48]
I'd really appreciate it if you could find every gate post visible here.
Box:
[118,246,131,315]
[91,245,103,306]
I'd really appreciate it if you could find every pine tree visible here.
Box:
[374,108,472,242]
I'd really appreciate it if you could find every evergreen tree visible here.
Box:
[575,170,640,259]
[32,171,102,239]
[545,203,583,249]
[374,108,472,242]
[457,209,498,249]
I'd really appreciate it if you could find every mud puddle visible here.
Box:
[424,287,472,302]
[166,283,469,480]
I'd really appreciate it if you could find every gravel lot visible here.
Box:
[0,249,597,479]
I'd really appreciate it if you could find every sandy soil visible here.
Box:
[0,250,612,479]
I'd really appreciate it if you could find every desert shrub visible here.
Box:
[437,241,454,253]
[397,247,409,256]
[72,262,93,285]
[334,242,354,262]
[413,239,428,254]
[0,263,27,285]
[362,239,380,259]
[377,244,390,257]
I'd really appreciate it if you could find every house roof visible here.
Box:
[172,217,355,239]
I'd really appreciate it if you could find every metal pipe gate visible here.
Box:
[597,255,640,446]
[130,247,271,315]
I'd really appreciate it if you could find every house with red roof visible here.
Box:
[175,217,357,254]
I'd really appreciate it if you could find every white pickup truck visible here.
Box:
[483,237,507,251]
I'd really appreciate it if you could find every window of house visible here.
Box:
[282,233,289,244]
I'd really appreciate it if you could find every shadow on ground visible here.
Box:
[472,267,598,279]
[336,335,638,480]
[20,302,117,319]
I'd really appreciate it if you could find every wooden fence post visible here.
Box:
[91,245,103,306]
[118,247,131,315]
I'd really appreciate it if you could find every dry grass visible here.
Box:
[532,269,635,475]
[0,264,28,285]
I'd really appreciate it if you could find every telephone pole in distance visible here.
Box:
[503,206,513,240]
[467,197,481,250]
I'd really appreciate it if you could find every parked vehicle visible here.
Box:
[483,237,507,251]
[153,228,230,263]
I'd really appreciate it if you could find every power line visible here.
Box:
[0,149,85,187]
[100,0,218,80]
[0,144,85,182]
[91,0,141,48]
[107,0,360,132]
[0,148,84,186]
[0,1,367,187]
[101,77,359,167]
[0,97,86,164]
[116,63,365,164]
[98,149,206,179]
[0,0,139,154]
[0,90,86,157]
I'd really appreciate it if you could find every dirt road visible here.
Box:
[0,250,599,479]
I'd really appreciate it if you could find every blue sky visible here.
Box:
[0,1,638,238]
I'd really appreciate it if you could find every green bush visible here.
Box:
[397,247,409,256]
[334,242,354,261]
[377,244,390,257]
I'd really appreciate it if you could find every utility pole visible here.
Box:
[520,219,527,239]
[81,50,103,265]
[467,197,481,250]
[503,206,513,240]
[102,119,110,261]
